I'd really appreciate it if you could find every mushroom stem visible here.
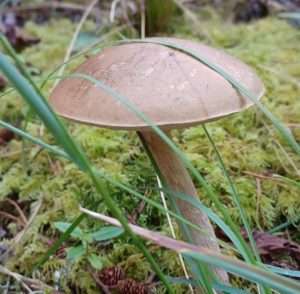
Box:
[138,130,228,283]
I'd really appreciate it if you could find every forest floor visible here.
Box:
[0,1,300,293]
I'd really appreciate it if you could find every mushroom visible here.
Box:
[49,38,264,283]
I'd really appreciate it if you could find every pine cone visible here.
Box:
[117,278,149,294]
[98,266,125,287]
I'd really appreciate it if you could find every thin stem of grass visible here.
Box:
[51,0,99,91]
[202,125,259,261]
[119,39,300,155]
[0,120,215,240]
[156,175,195,294]
[0,51,173,293]
[69,73,255,265]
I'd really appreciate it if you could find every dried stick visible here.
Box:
[51,0,99,90]
[0,199,42,263]
[0,211,24,226]
[0,265,53,293]
[6,198,28,225]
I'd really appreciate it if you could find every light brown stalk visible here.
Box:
[139,130,228,283]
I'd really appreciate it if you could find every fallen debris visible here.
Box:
[0,11,40,51]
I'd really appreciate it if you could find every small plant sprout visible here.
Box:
[54,222,124,270]
[49,38,264,283]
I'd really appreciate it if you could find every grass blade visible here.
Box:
[67,72,256,263]
[0,120,211,238]
[167,276,249,294]
[203,125,260,261]
[279,13,300,20]
[267,265,300,278]
[0,120,68,159]
[119,39,300,155]
[0,49,173,293]
[80,207,300,294]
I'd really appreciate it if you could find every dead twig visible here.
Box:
[110,0,121,23]
[0,264,53,293]
[6,198,28,225]
[51,0,99,90]
[286,123,300,129]
[0,211,24,226]
[128,197,146,224]
[2,1,98,17]
[255,178,263,230]
[0,199,42,263]
[14,198,42,244]
[243,170,299,181]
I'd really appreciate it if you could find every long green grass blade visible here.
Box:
[167,277,249,294]
[268,215,300,234]
[203,125,260,261]
[119,39,300,155]
[0,120,68,159]
[68,72,255,262]
[161,188,250,261]
[139,132,212,291]
[184,251,300,294]
[0,120,211,238]
[81,208,300,294]
[203,126,267,294]
[0,51,173,293]
[267,265,300,278]
[0,34,42,95]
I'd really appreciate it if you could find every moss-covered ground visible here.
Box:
[0,10,299,293]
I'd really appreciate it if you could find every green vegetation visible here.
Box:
[0,7,299,294]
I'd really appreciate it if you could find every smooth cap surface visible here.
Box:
[49,38,264,130]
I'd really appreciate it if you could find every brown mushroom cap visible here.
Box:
[49,38,264,130]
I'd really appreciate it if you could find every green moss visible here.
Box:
[177,17,300,231]
[0,13,300,293]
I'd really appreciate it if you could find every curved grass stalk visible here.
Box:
[3,115,300,293]
[2,34,298,293]
[157,175,195,294]
[118,39,300,156]
[50,0,98,91]
[0,52,174,293]
[0,26,126,99]
[0,119,237,254]
[69,72,256,263]
[80,208,300,294]
[202,125,260,261]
